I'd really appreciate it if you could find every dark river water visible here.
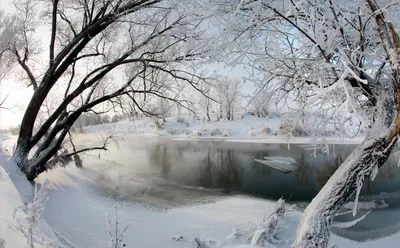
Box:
[90,137,400,242]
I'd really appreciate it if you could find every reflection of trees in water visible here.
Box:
[146,141,172,174]
[143,141,400,198]
[198,148,241,189]
[313,154,342,191]
[293,151,310,188]
[145,142,241,189]
[217,149,241,189]
[195,147,214,186]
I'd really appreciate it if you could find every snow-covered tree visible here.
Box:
[13,180,50,248]
[212,0,400,247]
[197,82,215,121]
[247,88,273,117]
[3,0,213,181]
[0,11,17,81]
[106,205,129,248]
[216,78,242,120]
[0,11,17,109]
[155,97,173,122]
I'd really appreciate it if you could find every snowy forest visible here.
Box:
[1,0,400,247]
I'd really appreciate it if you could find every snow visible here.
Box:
[0,139,56,248]
[0,164,31,248]
[79,115,363,145]
[254,159,297,174]
[30,156,400,248]
[254,156,298,174]
[1,130,400,248]
[343,200,389,210]
[264,157,297,164]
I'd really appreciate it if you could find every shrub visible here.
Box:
[278,120,309,137]
[211,128,222,136]
[177,116,185,123]
[261,127,272,136]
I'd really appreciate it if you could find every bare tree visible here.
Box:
[247,88,273,117]
[0,11,17,110]
[197,82,214,121]
[0,11,17,80]
[216,78,241,120]
[2,0,212,181]
[155,97,173,122]
[213,0,400,247]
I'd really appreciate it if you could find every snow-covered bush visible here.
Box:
[106,205,130,248]
[278,120,309,137]
[250,198,285,246]
[188,198,287,248]
[221,129,230,137]
[26,181,49,248]
[177,116,185,123]
[13,180,50,248]
[211,128,222,136]
[192,129,209,137]
[261,127,272,136]
[152,118,164,129]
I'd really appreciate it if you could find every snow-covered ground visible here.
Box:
[80,115,281,137]
[79,114,363,144]
[1,151,399,247]
[0,121,400,248]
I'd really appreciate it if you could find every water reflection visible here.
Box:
[94,137,400,241]
[119,139,400,201]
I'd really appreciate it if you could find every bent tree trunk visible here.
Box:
[12,126,71,181]
[292,1,400,247]
[291,128,399,247]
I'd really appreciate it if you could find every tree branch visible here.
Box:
[49,0,59,66]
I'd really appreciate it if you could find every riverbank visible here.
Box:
[1,134,399,247]
[79,114,363,143]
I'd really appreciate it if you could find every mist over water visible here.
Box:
[86,136,400,241]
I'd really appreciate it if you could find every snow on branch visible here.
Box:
[64,134,113,158]
[12,180,52,248]
[190,198,287,248]
[43,133,116,171]
[249,198,286,246]
[106,205,130,248]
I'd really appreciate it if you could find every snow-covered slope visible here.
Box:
[0,137,67,248]
[2,132,399,248]
[0,165,30,248]
[32,152,399,248]
[80,114,360,141]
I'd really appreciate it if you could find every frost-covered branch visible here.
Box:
[13,180,50,248]
[106,205,130,248]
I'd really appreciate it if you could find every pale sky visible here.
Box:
[0,0,254,129]
[0,0,13,14]
[0,80,32,129]
[1,0,27,129]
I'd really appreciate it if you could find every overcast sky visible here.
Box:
[0,0,255,129]
[0,0,31,129]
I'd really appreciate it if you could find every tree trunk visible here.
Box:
[12,147,45,182]
[206,110,211,122]
[292,129,398,247]
[11,143,30,175]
